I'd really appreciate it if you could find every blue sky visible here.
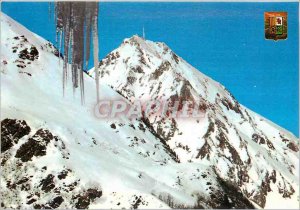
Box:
[2,2,299,136]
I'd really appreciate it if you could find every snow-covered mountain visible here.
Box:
[1,12,299,209]
[92,36,300,208]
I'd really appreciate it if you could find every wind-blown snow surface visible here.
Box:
[1,13,299,209]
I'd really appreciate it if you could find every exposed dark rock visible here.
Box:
[237,168,250,186]
[26,198,37,205]
[33,204,45,209]
[129,124,135,130]
[58,170,69,180]
[132,195,142,209]
[287,142,299,152]
[227,144,243,165]
[176,143,190,153]
[138,123,146,132]
[74,188,102,209]
[156,118,179,142]
[86,188,102,200]
[221,97,242,115]
[18,46,39,61]
[66,181,78,191]
[217,131,228,150]
[15,129,54,162]
[75,196,90,209]
[138,50,147,65]
[1,118,31,152]
[46,196,64,208]
[172,52,179,64]
[16,64,26,68]
[127,76,137,85]
[214,175,255,209]
[110,123,116,129]
[196,140,211,160]
[217,130,242,165]
[266,138,275,150]
[203,121,215,139]
[215,119,228,133]
[150,61,171,80]
[141,116,179,163]
[282,138,289,143]
[277,174,295,199]
[19,71,32,76]
[16,177,29,185]
[6,180,16,190]
[44,42,63,58]
[252,133,265,144]
[179,80,195,103]
[252,170,277,207]
[40,174,55,193]
[252,133,275,150]
[100,51,120,67]
[131,66,144,73]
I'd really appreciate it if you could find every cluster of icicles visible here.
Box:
[54,2,100,103]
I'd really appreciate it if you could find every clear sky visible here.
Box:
[2,2,299,136]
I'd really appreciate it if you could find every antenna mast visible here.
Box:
[143,26,145,39]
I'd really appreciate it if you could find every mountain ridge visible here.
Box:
[94,32,300,208]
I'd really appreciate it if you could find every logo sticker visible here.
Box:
[265,12,287,40]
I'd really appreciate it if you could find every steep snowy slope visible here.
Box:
[92,35,300,209]
[0,13,181,209]
[1,12,299,209]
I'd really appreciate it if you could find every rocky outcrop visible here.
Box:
[1,118,31,152]
[15,129,54,162]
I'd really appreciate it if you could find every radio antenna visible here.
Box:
[143,26,145,39]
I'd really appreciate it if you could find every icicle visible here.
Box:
[54,2,100,103]
[80,65,85,105]
[92,3,100,102]
[84,4,93,70]
[58,30,62,66]
[63,21,70,97]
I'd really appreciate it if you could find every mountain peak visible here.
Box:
[121,35,171,60]
[128,34,145,42]
[122,34,147,46]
